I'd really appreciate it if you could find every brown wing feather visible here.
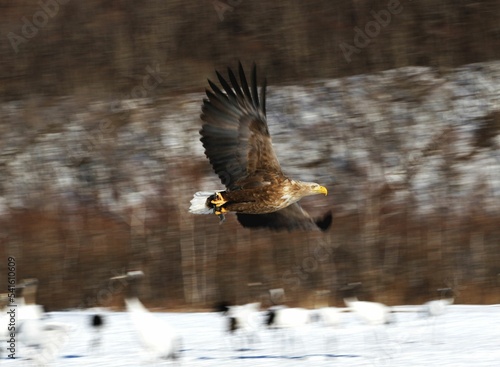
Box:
[236,204,332,232]
[200,63,282,190]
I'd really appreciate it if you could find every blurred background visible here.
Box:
[1,0,500,311]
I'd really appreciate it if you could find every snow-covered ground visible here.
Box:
[3,305,499,366]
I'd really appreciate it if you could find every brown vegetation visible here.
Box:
[1,1,500,310]
[1,1,500,99]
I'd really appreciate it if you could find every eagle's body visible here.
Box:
[189,63,331,231]
[208,178,314,214]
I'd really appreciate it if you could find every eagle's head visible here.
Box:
[293,181,328,198]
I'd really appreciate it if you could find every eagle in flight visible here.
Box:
[189,63,332,231]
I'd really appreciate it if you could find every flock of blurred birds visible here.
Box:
[0,273,455,364]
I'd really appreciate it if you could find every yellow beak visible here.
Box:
[317,185,328,196]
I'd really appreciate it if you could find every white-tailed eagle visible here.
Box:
[189,63,331,231]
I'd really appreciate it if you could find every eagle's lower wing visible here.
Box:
[236,203,332,232]
[200,63,282,190]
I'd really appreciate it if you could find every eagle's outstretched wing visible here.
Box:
[237,204,332,232]
[200,63,282,190]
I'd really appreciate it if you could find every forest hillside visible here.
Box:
[1,1,500,310]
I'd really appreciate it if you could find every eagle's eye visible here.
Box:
[311,184,319,190]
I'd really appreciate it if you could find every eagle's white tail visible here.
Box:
[189,191,217,214]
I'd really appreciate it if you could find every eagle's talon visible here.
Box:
[214,207,229,224]
[215,207,227,223]
[214,207,228,216]
[210,192,227,207]
[217,213,226,223]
